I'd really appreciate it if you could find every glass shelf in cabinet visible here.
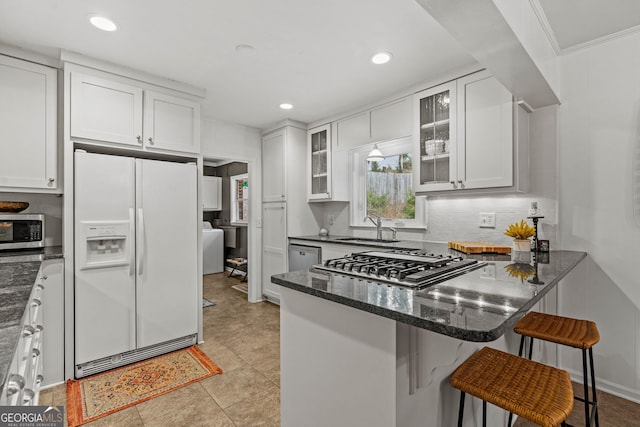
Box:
[421,152,450,161]
[420,118,449,130]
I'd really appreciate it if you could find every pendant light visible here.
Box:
[367,144,384,162]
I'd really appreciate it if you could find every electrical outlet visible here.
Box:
[480,263,496,279]
[479,212,496,228]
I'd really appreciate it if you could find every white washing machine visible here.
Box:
[203,221,224,274]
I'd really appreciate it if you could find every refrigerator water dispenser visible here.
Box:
[78,221,130,270]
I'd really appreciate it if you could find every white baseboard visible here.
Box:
[566,368,640,404]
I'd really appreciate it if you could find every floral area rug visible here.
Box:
[66,346,222,426]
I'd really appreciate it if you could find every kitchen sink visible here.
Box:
[336,237,399,244]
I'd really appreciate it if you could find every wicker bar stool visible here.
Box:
[450,346,573,427]
[513,311,600,427]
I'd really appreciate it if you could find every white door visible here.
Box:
[136,159,198,348]
[0,55,57,190]
[70,72,143,147]
[262,202,287,302]
[74,151,136,364]
[262,130,286,202]
[143,90,201,154]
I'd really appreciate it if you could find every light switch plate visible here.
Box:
[479,212,496,228]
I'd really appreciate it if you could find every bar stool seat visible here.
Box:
[514,311,600,426]
[451,347,573,427]
[514,311,600,350]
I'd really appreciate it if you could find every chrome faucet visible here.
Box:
[365,215,383,240]
[389,227,397,241]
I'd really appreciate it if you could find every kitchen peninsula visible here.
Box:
[272,241,586,427]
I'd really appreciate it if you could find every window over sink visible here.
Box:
[350,137,426,229]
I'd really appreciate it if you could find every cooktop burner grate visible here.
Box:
[312,249,484,289]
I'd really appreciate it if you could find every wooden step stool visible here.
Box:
[227,258,247,282]
[450,346,573,427]
[513,311,600,426]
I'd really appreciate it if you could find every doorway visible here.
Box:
[203,160,249,287]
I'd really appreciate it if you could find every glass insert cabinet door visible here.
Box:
[308,124,330,198]
[415,81,457,190]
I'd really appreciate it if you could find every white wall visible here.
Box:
[556,32,640,402]
[201,117,263,303]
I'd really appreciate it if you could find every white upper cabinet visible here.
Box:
[457,71,513,190]
[370,97,412,142]
[335,97,411,150]
[70,72,143,147]
[413,81,457,192]
[308,124,330,200]
[0,55,58,191]
[70,71,201,154]
[262,129,287,202]
[202,176,222,211]
[414,70,521,193]
[144,90,201,153]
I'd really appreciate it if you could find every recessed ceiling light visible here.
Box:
[371,52,392,65]
[89,15,118,32]
[280,103,293,110]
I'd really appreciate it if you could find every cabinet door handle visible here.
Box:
[457,180,465,189]
[48,178,55,183]
[450,181,457,189]
[137,135,142,144]
[42,275,48,280]
[148,137,154,145]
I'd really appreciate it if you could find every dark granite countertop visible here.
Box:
[272,249,586,342]
[0,246,64,388]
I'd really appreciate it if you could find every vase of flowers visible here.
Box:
[504,219,535,252]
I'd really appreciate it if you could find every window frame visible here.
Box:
[350,137,426,229]
[230,173,249,225]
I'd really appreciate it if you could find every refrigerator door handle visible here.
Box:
[137,208,145,275]
[129,208,135,276]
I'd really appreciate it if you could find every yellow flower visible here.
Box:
[504,219,535,240]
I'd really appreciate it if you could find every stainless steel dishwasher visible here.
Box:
[288,244,321,272]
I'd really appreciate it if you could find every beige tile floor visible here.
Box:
[40,272,640,426]
[39,272,280,426]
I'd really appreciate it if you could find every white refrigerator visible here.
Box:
[74,151,198,376]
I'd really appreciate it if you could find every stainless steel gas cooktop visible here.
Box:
[312,249,485,289]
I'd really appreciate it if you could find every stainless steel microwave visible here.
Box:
[0,213,45,249]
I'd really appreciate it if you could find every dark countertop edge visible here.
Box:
[0,246,63,263]
[272,251,588,343]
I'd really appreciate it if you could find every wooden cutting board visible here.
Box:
[448,241,512,254]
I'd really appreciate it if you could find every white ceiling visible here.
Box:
[537,0,640,51]
[0,1,639,130]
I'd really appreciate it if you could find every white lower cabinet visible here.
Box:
[0,55,58,191]
[41,259,64,387]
